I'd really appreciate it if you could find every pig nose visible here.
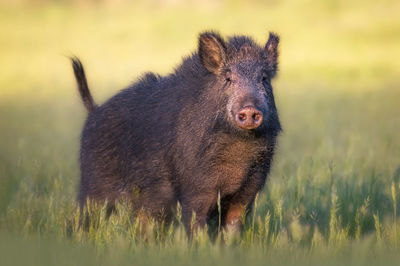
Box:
[235,106,263,130]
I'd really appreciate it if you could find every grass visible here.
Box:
[0,0,400,265]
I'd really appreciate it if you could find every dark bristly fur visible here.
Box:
[72,31,282,236]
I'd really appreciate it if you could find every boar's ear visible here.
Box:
[198,32,227,75]
[264,32,280,77]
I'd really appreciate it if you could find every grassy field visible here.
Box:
[0,0,400,265]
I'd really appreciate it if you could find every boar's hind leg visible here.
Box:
[130,182,176,226]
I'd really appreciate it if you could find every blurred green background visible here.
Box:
[0,0,399,265]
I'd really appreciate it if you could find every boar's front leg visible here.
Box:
[224,164,269,233]
[180,189,217,237]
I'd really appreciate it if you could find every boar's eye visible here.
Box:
[262,72,270,88]
[225,71,232,83]
[262,73,268,82]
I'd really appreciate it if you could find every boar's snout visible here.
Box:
[235,106,263,130]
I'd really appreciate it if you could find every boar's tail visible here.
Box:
[71,57,97,112]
